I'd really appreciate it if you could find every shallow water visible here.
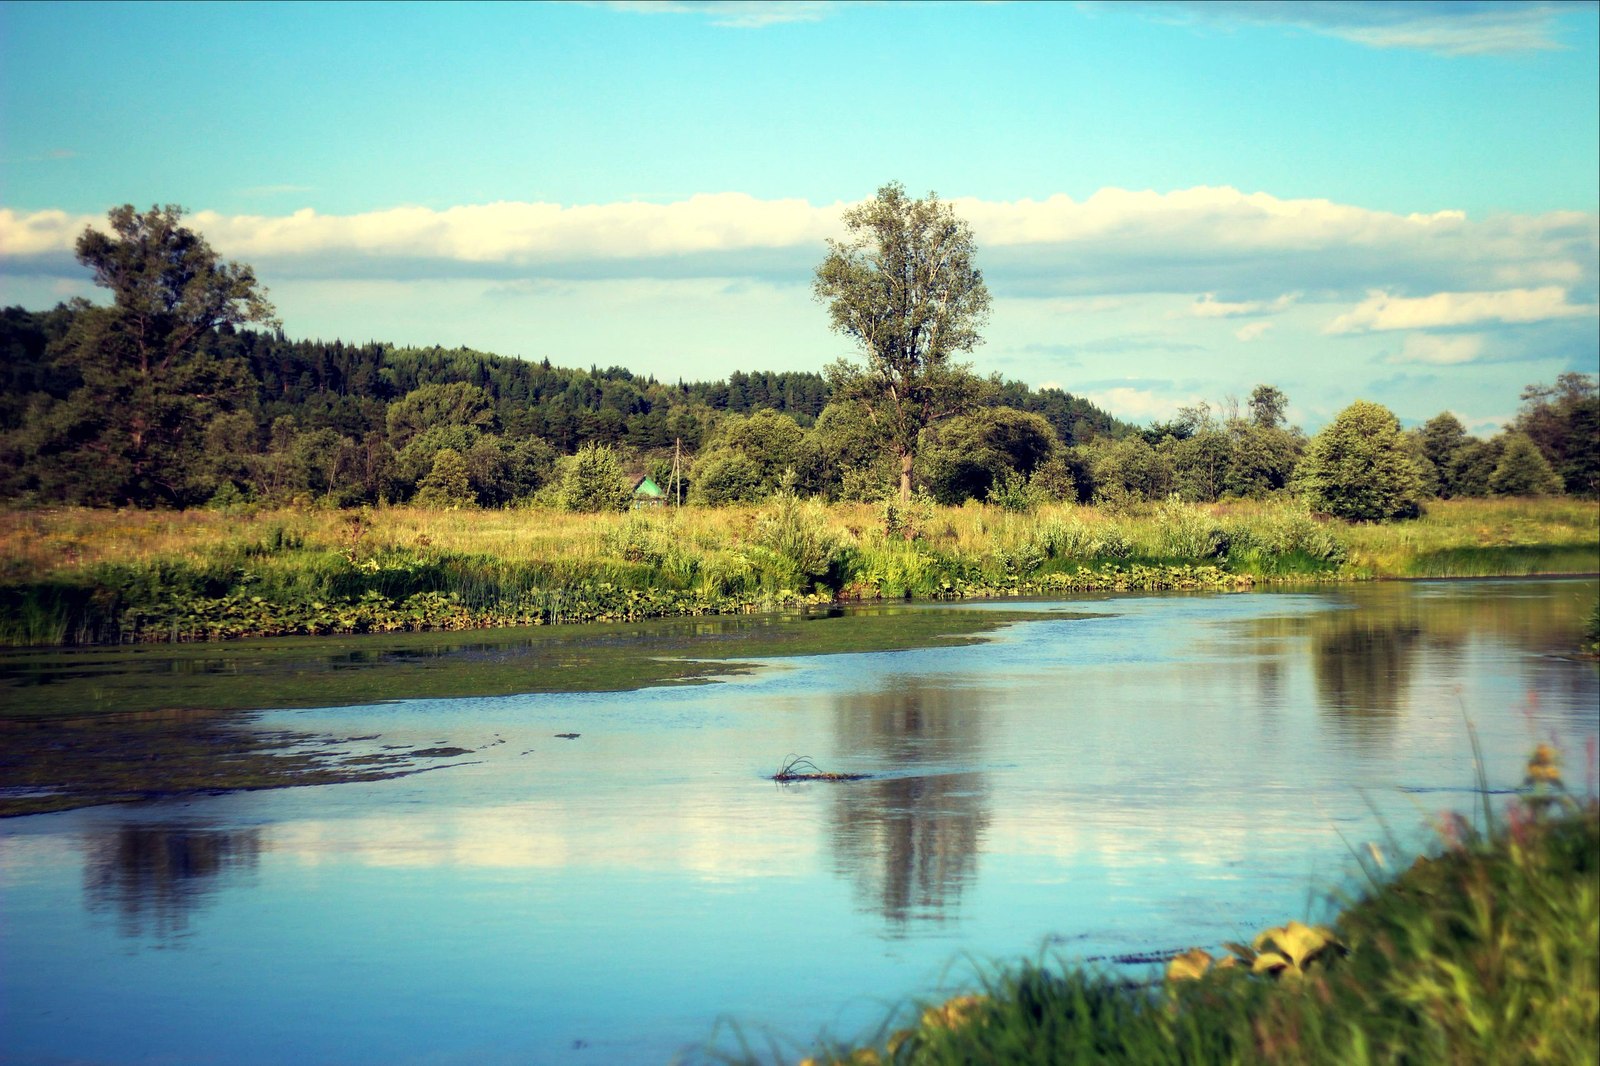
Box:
[2,578,1596,1065]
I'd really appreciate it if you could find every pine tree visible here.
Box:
[1489,433,1564,497]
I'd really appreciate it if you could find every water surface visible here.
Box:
[2,579,1596,1064]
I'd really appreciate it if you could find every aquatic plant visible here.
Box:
[771,754,870,783]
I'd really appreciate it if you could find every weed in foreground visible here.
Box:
[783,745,1599,1066]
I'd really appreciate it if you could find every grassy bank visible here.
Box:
[790,770,1599,1066]
[0,497,1594,646]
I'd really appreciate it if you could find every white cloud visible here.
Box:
[1234,321,1273,342]
[1190,292,1298,318]
[5,190,1594,315]
[598,1,834,28]
[1141,1,1571,56]
[0,208,91,256]
[1325,286,1595,333]
[1388,333,1487,365]
[1083,385,1197,423]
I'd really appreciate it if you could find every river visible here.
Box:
[2,578,1596,1064]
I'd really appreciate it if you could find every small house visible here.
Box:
[631,474,667,508]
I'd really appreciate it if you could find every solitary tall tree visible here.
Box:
[50,204,278,505]
[814,182,991,504]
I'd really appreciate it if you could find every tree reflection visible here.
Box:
[826,676,988,930]
[1311,612,1424,742]
[83,822,262,939]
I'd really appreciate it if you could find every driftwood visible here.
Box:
[771,754,871,783]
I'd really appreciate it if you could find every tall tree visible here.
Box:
[1515,373,1599,497]
[51,205,277,505]
[1419,411,1471,497]
[814,182,992,504]
[1248,384,1288,430]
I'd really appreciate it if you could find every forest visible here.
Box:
[2,297,1593,517]
[1,199,1594,522]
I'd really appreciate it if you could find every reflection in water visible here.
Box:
[1235,582,1596,747]
[1311,614,1423,741]
[827,677,988,929]
[83,823,262,939]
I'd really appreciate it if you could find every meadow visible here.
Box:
[1,496,1594,646]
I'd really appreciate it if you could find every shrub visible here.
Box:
[554,443,630,513]
[1295,400,1423,521]
[413,448,477,508]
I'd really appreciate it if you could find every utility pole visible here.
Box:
[670,438,683,507]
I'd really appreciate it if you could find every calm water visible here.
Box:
[3,579,1596,1064]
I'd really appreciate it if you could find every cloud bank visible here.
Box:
[1326,286,1596,333]
[6,187,1594,317]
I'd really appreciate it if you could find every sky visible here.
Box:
[2,0,1597,433]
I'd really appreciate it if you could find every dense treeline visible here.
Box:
[0,301,1131,509]
[3,301,1595,514]
[1,199,1593,516]
[3,296,1600,515]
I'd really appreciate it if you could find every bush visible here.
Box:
[554,443,630,513]
[1295,400,1423,521]
[413,448,477,508]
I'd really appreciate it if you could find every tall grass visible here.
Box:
[791,771,1600,1066]
[1,497,1594,645]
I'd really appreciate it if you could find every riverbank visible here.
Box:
[2,497,1594,647]
[794,781,1600,1066]
[0,604,1077,814]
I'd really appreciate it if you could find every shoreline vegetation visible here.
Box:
[782,769,1599,1066]
[2,496,1595,649]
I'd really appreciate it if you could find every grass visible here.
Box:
[0,497,1593,646]
[785,755,1600,1066]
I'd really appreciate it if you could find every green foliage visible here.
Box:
[1248,384,1288,429]
[753,491,844,590]
[554,443,631,513]
[19,205,277,507]
[1087,436,1174,509]
[1489,432,1565,497]
[384,382,495,447]
[1295,400,1423,521]
[803,793,1600,1066]
[1516,372,1599,497]
[1447,435,1505,498]
[1223,423,1302,499]
[688,450,766,505]
[815,181,993,502]
[1418,411,1471,497]
[920,406,1059,505]
[689,409,807,504]
[985,471,1041,513]
[1153,497,1229,559]
[413,448,476,508]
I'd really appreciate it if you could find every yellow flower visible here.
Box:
[1526,743,1562,785]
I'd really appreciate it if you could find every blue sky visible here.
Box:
[3,0,1597,432]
